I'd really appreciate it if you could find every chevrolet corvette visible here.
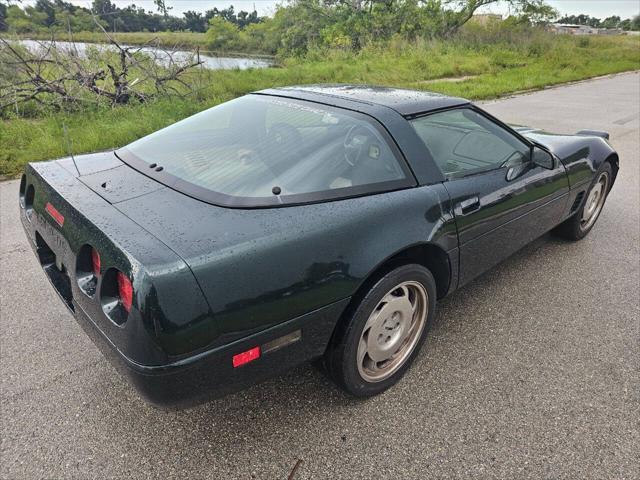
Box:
[19,85,618,407]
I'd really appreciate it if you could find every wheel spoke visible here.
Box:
[357,335,368,365]
[363,304,383,331]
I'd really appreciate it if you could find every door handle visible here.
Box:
[456,196,480,216]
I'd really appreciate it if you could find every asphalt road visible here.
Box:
[1,72,639,479]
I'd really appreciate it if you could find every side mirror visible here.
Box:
[531,146,554,169]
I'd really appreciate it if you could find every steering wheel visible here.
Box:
[266,123,302,151]
[344,124,374,167]
[237,148,262,168]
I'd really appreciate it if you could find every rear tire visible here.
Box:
[324,264,437,397]
[555,162,612,241]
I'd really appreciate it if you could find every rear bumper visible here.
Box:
[71,295,349,408]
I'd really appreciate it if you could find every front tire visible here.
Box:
[324,264,437,397]
[555,162,612,241]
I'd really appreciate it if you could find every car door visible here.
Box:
[409,107,570,287]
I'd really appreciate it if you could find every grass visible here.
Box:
[1,34,639,178]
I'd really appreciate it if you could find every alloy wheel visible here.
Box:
[356,281,428,383]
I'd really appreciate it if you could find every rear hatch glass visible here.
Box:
[117,95,414,207]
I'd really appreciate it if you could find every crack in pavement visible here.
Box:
[613,113,640,125]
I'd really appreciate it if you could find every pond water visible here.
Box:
[15,39,273,70]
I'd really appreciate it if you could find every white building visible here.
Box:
[550,23,623,35]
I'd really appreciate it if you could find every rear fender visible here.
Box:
[21,160,213,366]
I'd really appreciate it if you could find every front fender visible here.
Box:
[524,131,617,189]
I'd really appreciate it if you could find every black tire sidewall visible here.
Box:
[330,264,437,397]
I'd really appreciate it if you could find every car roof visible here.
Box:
[258,84,470,116]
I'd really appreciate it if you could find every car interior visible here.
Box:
[410,108,530,177]
[126,96,406,198]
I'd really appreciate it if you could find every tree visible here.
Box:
[204,8,219,23]
[153,0,171,17]
[442,0,558,34]
[557,14,600,27]
[183,10,206,32]
[518,1,557,24]
[5,4,49,32]
[236,10,260,28]
[34,0,55,27]
[206,17,241,50]
[0,2,8,31]
[162,15,185,31]
[601,16,621,29]
[56,7,102,31]
[244,21,280,54]
[219,6,237,24]
[280,0,559,54]
[204,5,260,29]
[91,0,117,24]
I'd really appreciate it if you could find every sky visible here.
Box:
[21,1,640,20]
[482,1,640,18]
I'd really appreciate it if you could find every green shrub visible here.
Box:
[206,17,242,51]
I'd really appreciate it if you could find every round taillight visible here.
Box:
[76,244,100,297]
[91,248,101,277]
[19,175,27,207]
[101,268,133,325]
[117,271,133,313]
[24,184,35,220]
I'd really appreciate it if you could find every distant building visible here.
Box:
[470,14,503,26]
[550,23,623,35]
[597,28,624,35]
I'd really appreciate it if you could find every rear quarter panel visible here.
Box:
[115,183,458,353]
[22,160,213,366]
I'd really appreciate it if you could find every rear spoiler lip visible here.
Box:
[576,129,610,140]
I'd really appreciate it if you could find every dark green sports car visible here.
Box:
[19,85,618,407]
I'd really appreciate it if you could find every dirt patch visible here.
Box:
[416,74,479,84]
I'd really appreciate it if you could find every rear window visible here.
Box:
[119,95,413,207]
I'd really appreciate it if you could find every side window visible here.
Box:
[410,108,530,177]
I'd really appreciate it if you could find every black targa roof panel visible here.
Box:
[261,84,470,116]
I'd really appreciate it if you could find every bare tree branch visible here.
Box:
[0,22,204,115]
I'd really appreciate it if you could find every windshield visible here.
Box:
[120,95,411,207]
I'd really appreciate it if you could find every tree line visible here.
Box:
[0,0,261,33]
[556,14,640,31]
[1,0,639,56]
